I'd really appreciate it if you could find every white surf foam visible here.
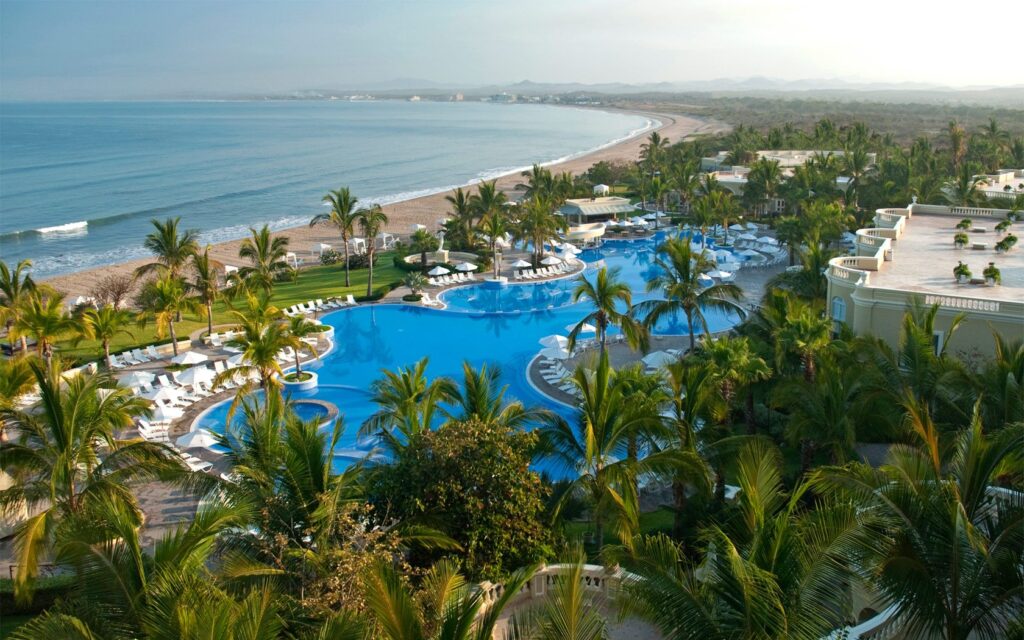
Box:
[37,220,88,234]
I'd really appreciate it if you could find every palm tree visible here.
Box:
[617,441,875,640]
[357,205,389,298]
[690,194,717,248]
[948,120,967,172]
[774,215,805,267]
[190,246,222,337]
[744,158,783,217]
[408,228,440,273]
[698,335,770,434]
[567,266,648,354]
[840,145,872,210]
[633,237,744,353]
[821,409,1024,640]
[138,276,203,357]
[478,207,509,278]
[539,351,657,548]
[640,131,669,169]
[506,550,609,640]
[75,305,136,370]
[0,361,187,601]
[443,361,550,429]
[0,259,38,353]
[710,190,741,244]
[134,217,200,281]
[313,187,362,286]
[283,316,320,378]
[360,358,455,453]
[668,158,701,213]
[520,164,555,200]
[216,294,287,390]
[0,357,36,413]
[977,332,1024,428]
[470,179,507,220]
[361,557,537,640]
[517,194,567,267]
[773,297,832,383]
[649,175,669,227]
[944,163,986,207]
[774,358,860,467]
[237,225,290,295]
[10,291,74,364]
[445,186,477,249]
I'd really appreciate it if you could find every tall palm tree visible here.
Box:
[237,225,290,295]
[944,163,986,207]
[517,194,567,267]
[668,158,701,213]
[283,316,320,378]
[216,294,287,390]
[470,179,507,221]
[0,357,36,413]
[313,187,362,286]
[408,228,440,273]
[709,189,741,244]
[75,305,137,370]
[567,266,648,354]
[649,176,669,227]
[773,297,833,383]
[774,358,860,467]
[633,237,744,352]
[617,441,875,640]
[744,158,783,217]
[698,335,770,434]
[640,131,669,169]
[190,246,222,337]
[520,164,555,200]
[134,217,200,281]
[443,362,550,429]
[478,207,509,278]
[690,194,717,248]
[948,120,967,172]
[360,358,456,454]
[137,276,203,357]
[0,258,38,353]
[10,291,74,364]
[977,332,1024,428]
[840,145,872,210]
[774,215,805,267]
[444,186,477,250]
[0,361,187,601]
[361,557,537,640]
[539,351,657,548]
[821,409,1024,640]
[357,205,389,298]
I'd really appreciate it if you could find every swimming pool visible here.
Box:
[197,230,743,470]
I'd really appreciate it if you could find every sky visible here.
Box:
[1,0,1017,100]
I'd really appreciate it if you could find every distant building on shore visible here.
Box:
[976,169,1024,199]
[826,203,1023,359]
[408,95,421,102]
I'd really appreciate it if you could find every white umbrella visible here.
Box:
[643,213,657,220]
[619,219,634,227]
[745,222,759,231]
[171,351,208,366]
[151,405,183,423]
[697,273,714,287]
[176,366,214,388]
[120,371,155,387]
[539,347,571,360]
[539,335,569,349]
[642,351,676,368]
[739,249,763,258]
[707,269,733,279]
[566,322,596,334]
[427,266,450,276]
[737,233,758,241]
[454,262,478,272]
[540,256,562,265]
[758,236,779,245]
[143,386,180,402]
[729,223,745,231]
[511,259,532,269]
[176,429,219,450]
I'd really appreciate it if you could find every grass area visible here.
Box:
[56,258,406,364]
[0,614,33,638]
[563,507,675,548]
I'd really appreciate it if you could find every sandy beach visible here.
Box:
[42,109,725,299]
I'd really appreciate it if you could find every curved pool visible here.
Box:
[199,230,743,471]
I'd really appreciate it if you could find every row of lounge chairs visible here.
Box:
[109,345,164,369]
[428,272,477,287]
[283,296,357,317]
[537,359,583,399]
[136,420,214,472]
[513,263,573,280]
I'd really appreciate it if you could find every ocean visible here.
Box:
[0,101,651,278]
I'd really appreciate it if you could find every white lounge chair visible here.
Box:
[109,355,128,369]
[346,294,357,305]
[131,348,151,363]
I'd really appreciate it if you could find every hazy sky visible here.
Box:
[1,0,1015,100]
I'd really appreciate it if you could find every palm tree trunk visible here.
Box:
[104,341,112,371]
[420,250,428,273]
[672,477,688,539]
[206,301,214,336]
[687,311,696,353]
[343,233,352,287]
[169,321,178,356]
[745,388,756,435]
[294,353,302,375]
[365,250,375,298]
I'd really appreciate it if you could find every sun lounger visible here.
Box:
[157,374,174,388]
[213,360,226,374]
[131,348,151,363]
[346,294,357,305]
[144,345,161,360]
[109,355,127,369]
[468,272,477,280]
[118,351,141,366]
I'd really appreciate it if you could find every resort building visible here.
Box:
[977,168,1024,199]
[558,196,635,224]
[826,203,1024,358]
[700,149,877,172]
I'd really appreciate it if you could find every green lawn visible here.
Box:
[563,507,675,549]
[56,258,406,364]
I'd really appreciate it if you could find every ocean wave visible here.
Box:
[37,221,89,234]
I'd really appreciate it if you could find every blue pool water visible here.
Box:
[191,230,742,475]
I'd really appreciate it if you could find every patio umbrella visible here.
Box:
[539,347,571,360]
[642,351,676,368]
[619,219,634,227]
[729,223,745,231]
[758,236,779,245]
[643,213,657,220]
[745,222,759,231]
[540,256,562,265]
[697,273,715,286]
[707,269,733,279]
[151,405,184,423]
[171,351,208,366]
[427,266,450,276]
[737,233,758,241]
[539,335,569,349]
[176,366,214,388]
[739,249,763,258]
[454,262,478,272]
[143,386,180,402]
[176,429,219,450]
[566,322,596,334]
[511,259,532,269]
[120,371,155,387]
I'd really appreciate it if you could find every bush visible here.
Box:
[0,575,75,615]
[402,294,423,302]
[283,371,313,382]
[347,253,377,270]
[319,249,343,266]
[393,254,421,273]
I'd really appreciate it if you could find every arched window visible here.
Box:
[831,296,847,322]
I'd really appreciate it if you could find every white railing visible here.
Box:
[476,563,621,617]
[923,293,1001,313]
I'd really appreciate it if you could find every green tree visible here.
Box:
[517,194,567,267]
[634,237,744,352]
[137,276,203,357]
[11,291,74,364]
[283,316,320,378]
[216,294,287,390]
[357,205,389,298]
[408,228,440,273]
[237,225,290,295]
[698,335,771,434]
[478,206,509,278]
[443,361,550,429]
[0,258,39,354]
[75,305,137,370]
[134,217,200,281]
[361,358,456,454]
[444,187,477,250]
[313,186,362,286]
[567,266,648,354]
[190,246,222,337]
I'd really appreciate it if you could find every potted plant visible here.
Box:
[995,234,1018,253]
[983,262,1001,286]
[995,219,1012,234]
[281,370,318,391]
[954,232,969,248]
[953,261,971,284]
[955,218,973,230]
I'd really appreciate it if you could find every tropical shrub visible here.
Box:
[995,233,1018,252]
[953,261,972,280]
[954,231,969,247]
[955,218,973,230]
[983,262,1001,283]
[318,249,343,266]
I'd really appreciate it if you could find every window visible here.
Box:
[830,296,847,322]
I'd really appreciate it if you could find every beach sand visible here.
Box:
[42,109,725,299]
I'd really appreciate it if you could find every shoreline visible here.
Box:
[41,108,726,298]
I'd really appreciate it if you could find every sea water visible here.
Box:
[0,101,652,277]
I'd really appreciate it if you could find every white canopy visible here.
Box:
[739,249,763,258]
[171,351,208,366]
[697,273,715,285]
[758,236,779,245]
[120,371,155,387]
[176,429,219,450]
[143,386,179,402]
[541,256,562,265]
[539,335,569,349]
[745,222,759,231]
[593,183,611,195]
[729,223,746,231]
[511,259,532,269]
[176,366,215,388]
[454,262,478,272]
[737,233,758,241]
[428,266,450,276]
[317,243,332,255]
[151,405,184,423]
[539,346,572,360]
[566,322,596,334]
[707,269,733,279]
[642,351,676,368]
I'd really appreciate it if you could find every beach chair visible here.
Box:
[157,374,174,388]
[209,335,223,348]
[109,355,128,369]
[132,348,151,363]
[119,351,141,366]
[346,295,357,305]
[427,277,437,286]
[468,272,477,280]
[513,271,522,280]
[145,345,162,360]
[213,360,226,375]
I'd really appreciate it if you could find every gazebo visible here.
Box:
[317,243,332,256]
[285,252,299,268]
[593,183,611,196]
